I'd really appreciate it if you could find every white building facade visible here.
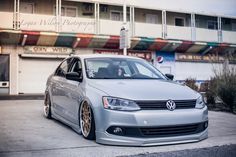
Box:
[0,0,235,94]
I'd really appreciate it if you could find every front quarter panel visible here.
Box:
[84,83,109,132]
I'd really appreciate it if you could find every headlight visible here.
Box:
[195,96,206,109]
[103,97,140,111]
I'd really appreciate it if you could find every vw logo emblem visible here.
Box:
[166,100,176,111]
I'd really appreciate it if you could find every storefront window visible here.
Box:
[0,55,9,81]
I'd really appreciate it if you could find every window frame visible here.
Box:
[232,23,236,31]
[175,17,185,27]
[145,14,158,24]
[110,10,122,21]
[20,2,35,14]
[207,20,218,30]
[54,58,73,77]
[53,5,78,17]
[68,57,83,81]
[195,19,200,28]
[82,3,94,12]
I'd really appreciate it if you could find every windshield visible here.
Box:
[85,57,166,80]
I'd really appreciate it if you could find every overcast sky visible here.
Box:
[134,0,236,17]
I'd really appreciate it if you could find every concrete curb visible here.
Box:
[0,94,44,100]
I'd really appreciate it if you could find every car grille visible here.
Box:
[136,100,196,110]
[140,123,200,137]
[106,121,208,138]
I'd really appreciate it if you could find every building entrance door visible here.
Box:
[0,55,9,94]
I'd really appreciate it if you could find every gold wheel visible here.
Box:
[80,102,92,137]
[44,94,51,118]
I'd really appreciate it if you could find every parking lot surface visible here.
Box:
[0,100,236,157]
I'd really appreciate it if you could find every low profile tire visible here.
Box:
[44,94,52,119]
[80,102,95,140]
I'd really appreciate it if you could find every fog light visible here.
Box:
[113,127,123,135]
[204,121,208,129]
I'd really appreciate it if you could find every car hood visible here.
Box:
[87,79,199,100]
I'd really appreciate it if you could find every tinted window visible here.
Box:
[70,59,82,73]
[70,59,83,79]
[55,58,72,77]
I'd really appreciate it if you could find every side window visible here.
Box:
[55,58,72,77]
[70,59,82,73]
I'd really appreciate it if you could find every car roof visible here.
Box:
[69,54,143,60]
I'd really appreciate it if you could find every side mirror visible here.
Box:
[66,72,82,82]
[165,73,174,80]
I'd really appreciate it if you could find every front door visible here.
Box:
[51,58,72,118]
[63,58,83,124]
[0,55,9,95]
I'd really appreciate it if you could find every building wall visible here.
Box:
[74,48,94,55]
[0,45,68,94]
[0,45,96,94]
[175,62,220,81]
[155,51,236,82]
[157,61,236,82]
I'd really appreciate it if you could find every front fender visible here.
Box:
[83,85,108,131]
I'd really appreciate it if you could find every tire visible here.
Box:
[80,102,95,140]
[44,94,52,119]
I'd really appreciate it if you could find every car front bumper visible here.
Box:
[95,106,208,146]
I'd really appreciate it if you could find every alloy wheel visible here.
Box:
[44,95,51,118]
[80,102,92,137]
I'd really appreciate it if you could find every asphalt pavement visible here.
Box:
[0,100,236,157]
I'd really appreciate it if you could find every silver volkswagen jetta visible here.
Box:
[44,54,208,146]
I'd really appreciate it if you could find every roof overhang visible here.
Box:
[0,29,235,55]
